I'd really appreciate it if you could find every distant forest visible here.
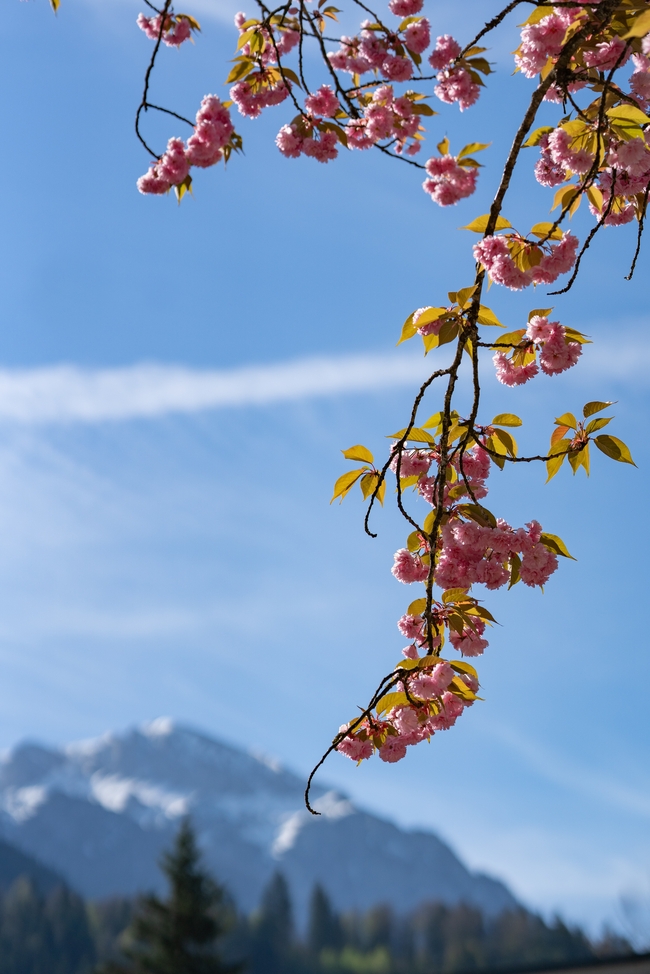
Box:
[0,867,633,974]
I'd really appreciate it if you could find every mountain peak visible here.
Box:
[0,720,517,924]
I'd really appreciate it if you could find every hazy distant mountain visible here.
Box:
[0,836,66,894]
[0,719,517,923]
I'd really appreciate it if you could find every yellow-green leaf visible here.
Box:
[492,413,522,428]
[449,660,478,678]
[330,467,367,503]
[606,104,650,126]
[462,214,512,233]
[522,125,554,147]
[389,427,436,444]
[407,598,427,615]
[442,588,470,604]
[583,400,615,418]
[528,307,553,321]
[493,427,517,456]
[343,444,374,464]
[594,435,636,466]
[376,692,409,715]
[437,136,450,155]
[476,305,504,327]
[555,412,577,429]
[540,532,576,560]
[458,142,490,159]
[530,221,563,241]
[624,8,650,38]
[456,286,477,309]
[585,416,612,434]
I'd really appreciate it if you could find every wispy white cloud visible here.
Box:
[0,353,433,425]
[0,329,645,426]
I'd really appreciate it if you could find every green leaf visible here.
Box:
[583,400,615,418]
[330,467,367,503]
[462,214,512,233]
[624,8,650,38]
[540,532,575,560]
[529,221,563,241]
[360,472,379,499]
[398,311,418,345]
[376,692,409,715]
[585,416,612,434]
[493,427,517,456]
[606,104,650,126]
[492,413,522,428]
[457,504,497,528]
[449,660,478,678]
[555,412,577,429]
[442,588,470,604]
[545,440,569,482]
[458,142,490,159]
[422,411,442,430]
[594,435,636,466]
[522,125,554,147]
[389,427,437,444]
[476,305,504,327]
[406,530,422,553]
[456,285,477,309]
[342,444,374,464]
[508,551,521,588]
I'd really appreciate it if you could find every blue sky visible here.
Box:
[1,0,649,938]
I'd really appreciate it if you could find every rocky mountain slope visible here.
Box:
[0,719,516,923]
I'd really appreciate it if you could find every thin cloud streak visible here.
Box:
[0,354,434,425]
[0,334,645,426]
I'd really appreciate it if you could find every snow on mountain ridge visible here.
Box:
[0,719,518,924]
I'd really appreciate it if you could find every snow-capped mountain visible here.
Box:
[0,719,516,923]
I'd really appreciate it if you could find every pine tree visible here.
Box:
[106,819,238,974]
[248,873,294,974]
[307,885,342,955]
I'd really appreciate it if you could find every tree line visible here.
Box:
[0,823,631,974]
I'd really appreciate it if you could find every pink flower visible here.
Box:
[276,124,304,158]
[538,327,581,375]
[423,154,478,206]
[397,614,425,639]
[158,137,190,185]
[411,662,454,698]
[520,543,558,587]
[434,66,480,111]
[305,85,341,118]
[337,734,373,761]
[515,13,566,78]
[429,692,464,730]
[302,130,339,163]
[404,19,430,55]
[391,549,429,584]
[547,127,593,175]
[382,55,413,82]
[428,34,461,71]
[137,13,192,47]
[390,447,432,478]
[449,618,489,657]
[583,36,630,72]
[390,706,419,734]
[402,644,419,659]
[379,737,408,763]
[388,0,423,14]
[137,163,171,196]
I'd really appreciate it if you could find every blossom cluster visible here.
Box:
[137,12,195,47]
[137,95,235,195]
[473,232,579,290]
[493,315,582,386]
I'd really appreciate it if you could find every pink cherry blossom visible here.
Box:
[428,35,461,71]
[391,549,429,584]
[378,736,408,762]
[422,157,478,206]
[404,19,430,55]
[388,0,423,15]
[337,734,373,761]
[305,85,341,117]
